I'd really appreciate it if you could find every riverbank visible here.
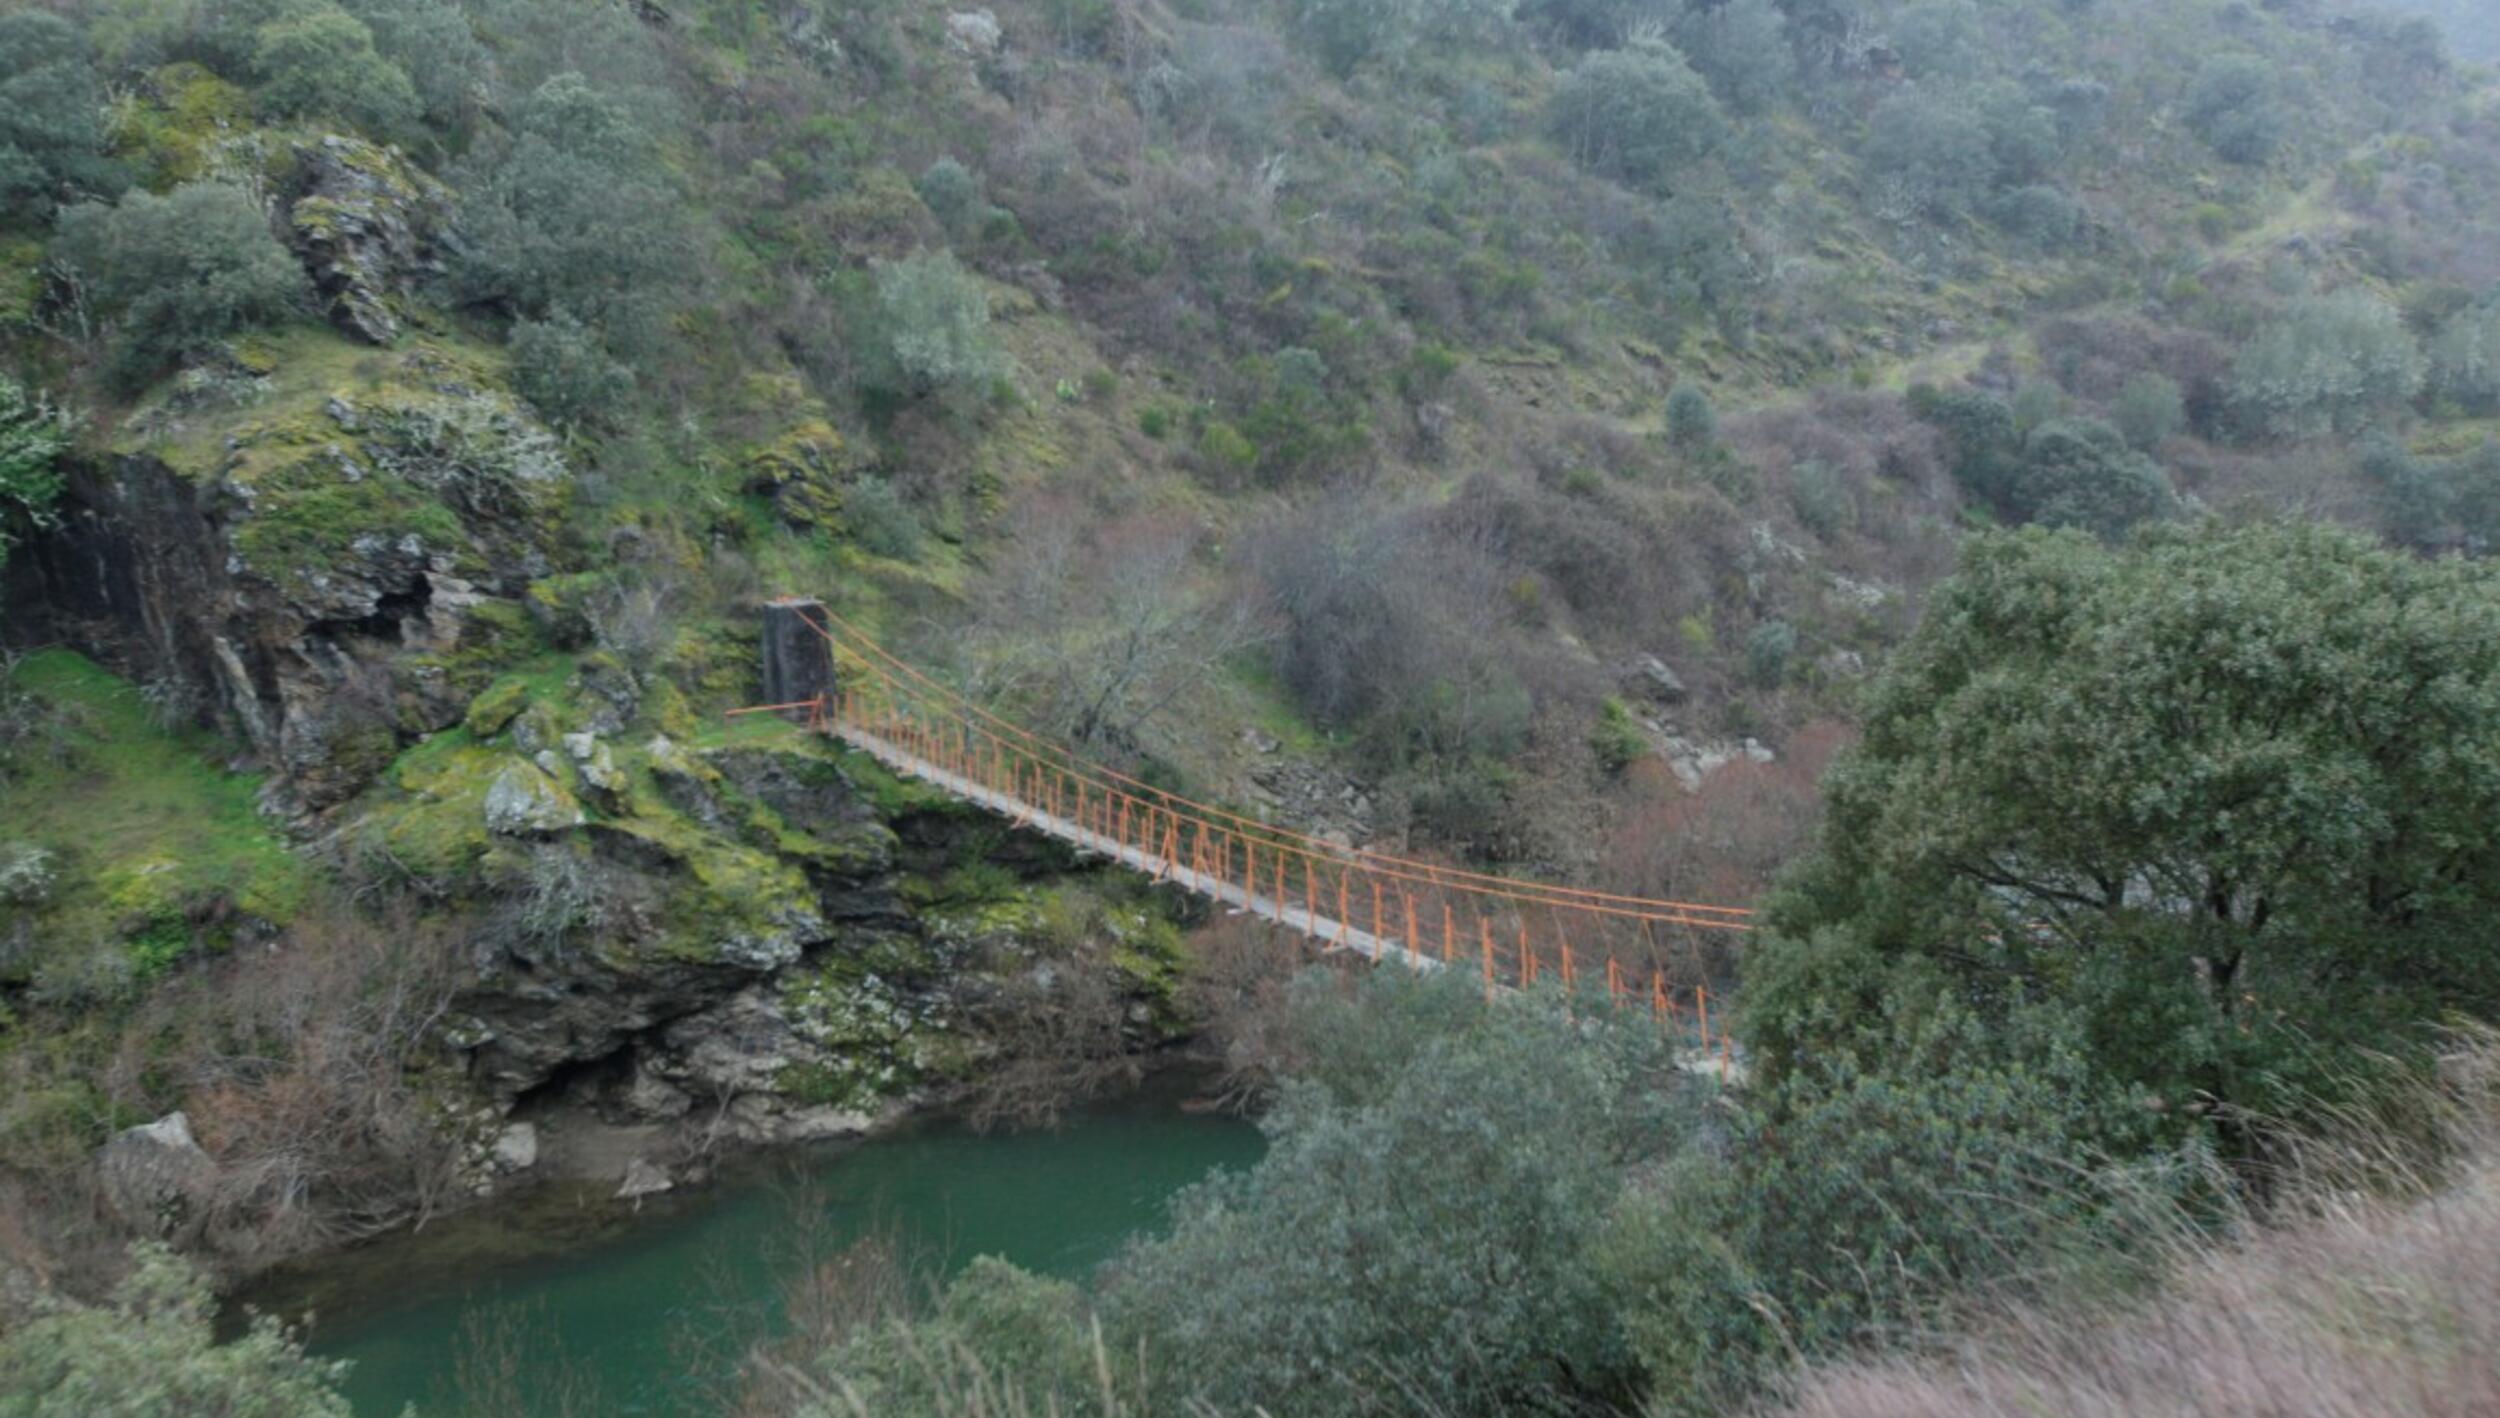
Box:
[235,1068,1260,1417]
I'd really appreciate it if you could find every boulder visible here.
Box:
[99,1112,216,1237]
[484,760,585,835]
[490,1121,539,1172]
[618,1156,674,1202]
[284,135,451,346]
[1625,654,1689,705]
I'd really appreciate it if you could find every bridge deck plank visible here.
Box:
[833,725,1443,974]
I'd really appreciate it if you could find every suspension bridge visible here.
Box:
[730,599,1752,1063]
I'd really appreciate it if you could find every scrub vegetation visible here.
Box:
[6,0,2500,1410]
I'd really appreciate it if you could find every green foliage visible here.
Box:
[1604,1009,2182,1408]
[1549,40,1727,192]
[1194,419,1256,476]
[862,248,1007,405]
[2430,298,2500,414]
[2111,370,2186,450]
[842,476,924,559]
[1755,522,2500,1145]
[1865,90,1993,218]
[2185,53,2286,166]
[1891,0,1986,81]
[914,156,984,238]
[1590,694,1646,775]
[340,0,485,135]
[1787,457,1852,540]
[2013,417,2176,539]
[0,374,73,574]
[1917,391,2175,537]
[0,11,115,222]
[1910,383,2023,508]
[1667,0,1792,115]
[2230,289,2424,440]
[2359,435,2500,554]
[250,3,420,142]
[1664,380,1717,453]
[453,71,693,361]
[0,1242,352,1415]
[508,310,634,433]
[1744,617,1796,688]
[55,181,309,390]
[805,1257,1102,1416]
[1103,969,1690,1418]
[1288,0,1512,76]
[1988,182,2085,248]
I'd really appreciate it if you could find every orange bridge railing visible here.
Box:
[731,602,1751,1062]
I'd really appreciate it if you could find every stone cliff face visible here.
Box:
[8,343,564,815]
[4,132,1191,1226]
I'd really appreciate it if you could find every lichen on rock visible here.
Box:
[284,134,452,346]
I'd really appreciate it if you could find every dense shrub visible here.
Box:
[2111,370,2186,450]
[1667,0,1792,115]
[250,2,420,141]
[340,0,485,135]
[1754,522,2500,1149]
[2431,298,2500,413]
[1288,0,1511,75]
[914,157,983,237]
[2012,417,2176,539]
[861,248,1007,405]
[2230,289,2424,440]
[0,375,72,575]
[0,11,114,221]
[452,71,695,362]
[0,1242,352,1414]
[1101,969,1690,1418]
[1744,618,1797,688]
[508,311,634,433]
[1988,183,2085,248]
[55,181,309,389]
[2185,54,2286,166]
[1549,41,1727,192]
[1865,91,1993,218]
[1891,0,1986,81]
[1664,381,1717,453]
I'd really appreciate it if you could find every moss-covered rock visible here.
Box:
[282,134,453,345]
[462,677,533,739]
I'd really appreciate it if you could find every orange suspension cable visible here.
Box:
[791,604,1751,920]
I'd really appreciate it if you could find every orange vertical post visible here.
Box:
[1696,985,1712,1054]
[1650,969,1666,1021]
[1519,921,1534,987]
[1480,916,1496,998]
[1403,891,1420,965]
[1371,878,1384,946]
[1442,902,1456,963]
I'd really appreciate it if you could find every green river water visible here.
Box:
[241,1080,1261,1416]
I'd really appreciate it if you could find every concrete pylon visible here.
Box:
[761,597,836,723]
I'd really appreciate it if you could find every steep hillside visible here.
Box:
[5,0,2500,1292]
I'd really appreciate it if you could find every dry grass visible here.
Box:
[1772,1040,2500,1418]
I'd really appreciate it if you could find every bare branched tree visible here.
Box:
[107,900,467,1264]
[954,499,1267,764]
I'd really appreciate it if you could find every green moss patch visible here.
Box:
[0,652,314,978]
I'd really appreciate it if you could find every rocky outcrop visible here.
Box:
[99,1112,217,1240]
[284,136,451,346]
[4,344,572,813]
